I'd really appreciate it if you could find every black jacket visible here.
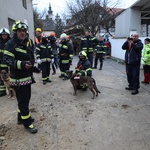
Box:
[95,41,106,54]
[79,36,98,53]
[75,58,92,76]
[122,39,143,65]
[36,42,53,62]
[0,36,10,71]
[59,41,73,64]
[3,34,34,86]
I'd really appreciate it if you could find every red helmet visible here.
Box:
[67,35,70,39]
[50,32,55,37]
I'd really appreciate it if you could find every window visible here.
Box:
[8,18,15,37]
[22,0,27,9]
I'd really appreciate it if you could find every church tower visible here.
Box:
[47,3,53,19]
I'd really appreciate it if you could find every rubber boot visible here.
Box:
[99,62,103,70]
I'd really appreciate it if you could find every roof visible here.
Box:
[41,19,55,31]
[105,7,125,15]
[131,0,150,19]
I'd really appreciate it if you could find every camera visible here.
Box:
[127,37,133,41]
[26,62,32,65]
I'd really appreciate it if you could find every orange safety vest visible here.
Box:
[34,35,42,44]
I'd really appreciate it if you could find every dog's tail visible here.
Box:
[92,78,101,93]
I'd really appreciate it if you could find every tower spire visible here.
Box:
[48,3,53,15]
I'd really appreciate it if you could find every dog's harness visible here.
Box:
[3,77,9,81]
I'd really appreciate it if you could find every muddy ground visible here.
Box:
[0,56,150,150]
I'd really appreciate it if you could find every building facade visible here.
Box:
[0,0,34,39]
[111,0,150,61]
[41,4,55,36]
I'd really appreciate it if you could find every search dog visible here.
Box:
[67,70,100,99]
[0,70,16,99]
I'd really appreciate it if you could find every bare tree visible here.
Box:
[66,0,123,36]
[33,8,47,29]
[54,14,64,38]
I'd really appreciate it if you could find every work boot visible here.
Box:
[46,79,52,82]
[17,118,34,125]
[59,75,64,78]
[99,63,103,70]
[63,76,69,80]
[43,81,47,85]
[82,85,87,91]
[131,90,139,95]
[141,81,149,84]
[77,85,82,90]
[25,124,37,134]
[0,92,6,97]
[52,72,56,75]
[125,87,133,90]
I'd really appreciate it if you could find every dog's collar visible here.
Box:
[2,77,9,81]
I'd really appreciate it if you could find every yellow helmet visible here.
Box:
[12,20,28,31]
[35,28,42,32]
[79,51,87,57]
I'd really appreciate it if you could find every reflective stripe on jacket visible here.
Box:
[3,35,34,86]
[79,36,98,53]
[59,41,73,64]
[75,59,92,76]
[36,42,53,62]
[142,43,150,65]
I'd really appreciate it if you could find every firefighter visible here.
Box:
[3,20,37,133]
[34,28,42,71]
[93,37,106,70]
[48,32,59,75]
[36,36,53,84]
[79,30,98,67]
[59,33,73,80]
[0,27,11,97]
[34,28,42,45]
[141,38,150,84]
[75,51,92,90]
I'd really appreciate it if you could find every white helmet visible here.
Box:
[0,27,10,35]
[60,33,67,40]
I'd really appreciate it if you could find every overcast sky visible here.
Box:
[32,0,138,17]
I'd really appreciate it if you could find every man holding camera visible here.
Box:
[122,33,143,95]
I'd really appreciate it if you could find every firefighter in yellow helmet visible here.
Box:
[35,28,42,45]
[75,51,92,90]
[3,20,37,134]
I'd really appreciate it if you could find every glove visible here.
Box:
[77,72,81,76]
[37,58,42,64]
[51,58,54,63]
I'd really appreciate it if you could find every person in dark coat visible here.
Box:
[36,36,54,84]
[75,51,92,90]
[79,30,98,67]
[59,33,73,80]
[0,27,11,97]
[122,33,143,95]
[3,21,37,133]
[93,37,106,70]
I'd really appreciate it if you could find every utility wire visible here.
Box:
[33,0,66,9]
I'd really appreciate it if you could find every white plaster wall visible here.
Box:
[115,9,131,37]
[0,0,34,40]
[110,37,146,60]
